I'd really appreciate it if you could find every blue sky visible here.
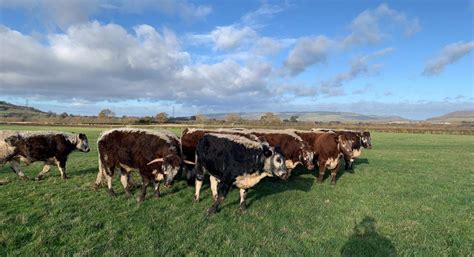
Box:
[0,0,473,119]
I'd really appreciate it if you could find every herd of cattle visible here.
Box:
[0,127,372,215]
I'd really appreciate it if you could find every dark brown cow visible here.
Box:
[293,130,351,185]
[95,128,182,202]
[248,129,315,171]
[0,130,90,180]
[312,128,372,170]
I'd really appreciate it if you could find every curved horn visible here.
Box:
[183,160,195,165]
[147,158,164,165]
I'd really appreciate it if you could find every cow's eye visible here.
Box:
[276,157,281,163]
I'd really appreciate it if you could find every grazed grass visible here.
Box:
[0,125,473,256]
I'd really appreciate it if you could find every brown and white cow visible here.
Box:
[313,128,372,170]
[0,130,90,180]
[95,128,183,202]
[293,130,351,185]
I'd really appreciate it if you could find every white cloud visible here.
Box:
[278,48,394,97]
[422,41,474,76]
[241,3,285,27]
[343,3,421,47]
[283,4,419,76]
[210,25,257,50]
[0,0,212,29]
[318,48,394,96]
[0,23,276,108]
[283,36,334,75]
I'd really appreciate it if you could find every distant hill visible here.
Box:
[0,101,47,118]
[204,111,409,123]
[427,110,474,123]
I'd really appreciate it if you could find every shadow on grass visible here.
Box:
[238,176,315,209]
[340,216,396,257]
[74,167,98,176]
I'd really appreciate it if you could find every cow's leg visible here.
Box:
[207,182,231,216]
[344,155,352,170]
[94,158,107,188]
[10,158,28,179]
[35,164,51,180]
[94,169,105,189]
[239,189,248,213]
[331,161,342,186]
[316,161,325,183]
[152,180,161,199]
[194,164,205,202]
[55,158,68,179]
[209,175,219,201]
[103,165,115,197]
[137,175,150,202]
[120,168,131,197]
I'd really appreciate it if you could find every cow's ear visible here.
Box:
[263,145,273,157]
[274,145,282,154]
[79,133,86,140]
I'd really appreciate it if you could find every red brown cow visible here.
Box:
[312,128,372,170]
[95,128,182,202]
[293,130,351,185]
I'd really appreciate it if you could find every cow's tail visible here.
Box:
[184,153,198,186]
[95,151,107,188]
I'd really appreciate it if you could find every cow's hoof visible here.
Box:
[239,204,247,214]
[61,175,69,180]
[331,182,337,186]
[125,190,132,198]
[154,192,161,199]
[206,208,217,217]
[35,176,44,181]
[316,180,323,184]
[137,195,145,203]
[108,189,116,197]
[20,176,29,180]
[93,183,101,190]
[193,196,199,203]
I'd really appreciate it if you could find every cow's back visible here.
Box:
[197,134,264,182]
[98,129,174,171]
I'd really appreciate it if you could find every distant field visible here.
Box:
[0,125,473,256]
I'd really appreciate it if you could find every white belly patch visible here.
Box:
[234,172,269,189]
[352,148,362,158]
[326,158,339,170]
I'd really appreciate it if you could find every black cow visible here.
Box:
[194,133,288,215]
[0,131,90,180]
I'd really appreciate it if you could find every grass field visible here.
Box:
[0,125,473,256]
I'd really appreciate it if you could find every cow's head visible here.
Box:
[301,149,315,170]
[360,131,372,149]
[263,145,289,180]
[76,133,90,152]
[337,135,353,156]
[148,154,181,187]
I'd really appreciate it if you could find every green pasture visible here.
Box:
[0,125,472,256]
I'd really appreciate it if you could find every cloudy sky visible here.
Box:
[0,0,473,119]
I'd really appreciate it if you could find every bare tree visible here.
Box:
[98,109,115,119]
[260,112,281,124]
[195,113,208,123]
[225,113,241,124]
[155,112,169,123]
